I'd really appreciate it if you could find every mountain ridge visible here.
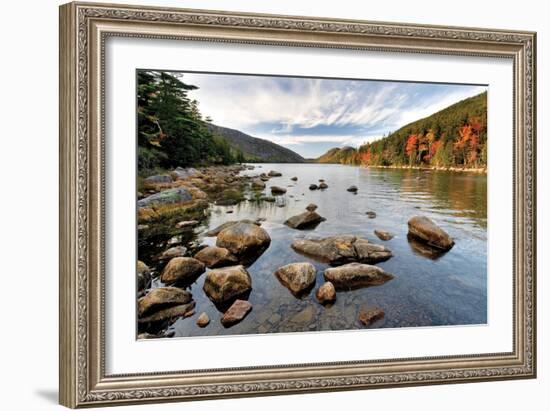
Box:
[207,123,305,163]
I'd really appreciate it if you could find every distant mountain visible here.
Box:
[313,92,487,169]
[314,146,358,164]
[207,124,305,163]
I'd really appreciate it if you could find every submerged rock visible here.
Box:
[194,246,238,268]
[268,170,282,177]
[318,182,328,189]
[309,184,319,190]
[316,281,336,305]
[323,263,394,290]
[347,185,358,193]
[270,186,287,195]
[274,262,316,295]
[137,187,193,208]
[365,211,377,219]
[407,216,454,250]
[291,176,298,181]
[216,222,271,258]
[160,257,205,284]
[374,229,394,241]
[158,246,187,261]
[358,307,385,326]
[137,261,151,291]
[284,211,326,230]
[221,299,252,327]
[203,265,252,303]
[305,203,318,212]
[138,287,192,317]
[196,312,210,327]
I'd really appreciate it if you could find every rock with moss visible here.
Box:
[137,187,193,208]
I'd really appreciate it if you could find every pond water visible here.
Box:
[143,163,487,338]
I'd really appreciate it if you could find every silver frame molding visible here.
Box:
[59,2,537,408]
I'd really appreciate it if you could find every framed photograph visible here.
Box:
[59,2,537,408]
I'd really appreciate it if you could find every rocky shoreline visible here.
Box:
[136,164,457,338]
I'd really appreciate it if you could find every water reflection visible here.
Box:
[140,163,487,338]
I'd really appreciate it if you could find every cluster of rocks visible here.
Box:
[137,166,457,333]
[291,235,393,266]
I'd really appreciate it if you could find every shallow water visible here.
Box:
[142,163,487,338]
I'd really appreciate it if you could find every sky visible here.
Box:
[177,71,487,158]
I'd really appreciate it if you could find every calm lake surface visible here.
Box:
[150,163,487,337]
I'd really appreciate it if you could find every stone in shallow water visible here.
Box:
[407,215,454,250]
[306,203,318,212]
[138,302,195,324]
[138,287,192,317]
[284,211,326,230]
[196,312,210,327]
[353,238,393,264]
[203,265,252,304]
[358,307,385,326]
[160,257,205,284]
[324,263,394,290]
[270,186,287,195]
[274,262,316,295]
[374,229,394,241]
[316,282,336,305]
[347,185,358,192]
[194,246,238,268]
[221,299,252,327]
[216,222,271,258]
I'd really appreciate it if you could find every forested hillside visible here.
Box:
[137,71,244,174]
[315,92,488,169]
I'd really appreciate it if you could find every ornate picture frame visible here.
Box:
[59,2,536,408]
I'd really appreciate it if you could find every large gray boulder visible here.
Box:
[203,265,252,303]
[407,216,454,250]
[137,187,193,208]
[160,257,205,284]
[324,263,394,290]
[284,211,325,230]
[216,222,271,258]
[274,262,316,295]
